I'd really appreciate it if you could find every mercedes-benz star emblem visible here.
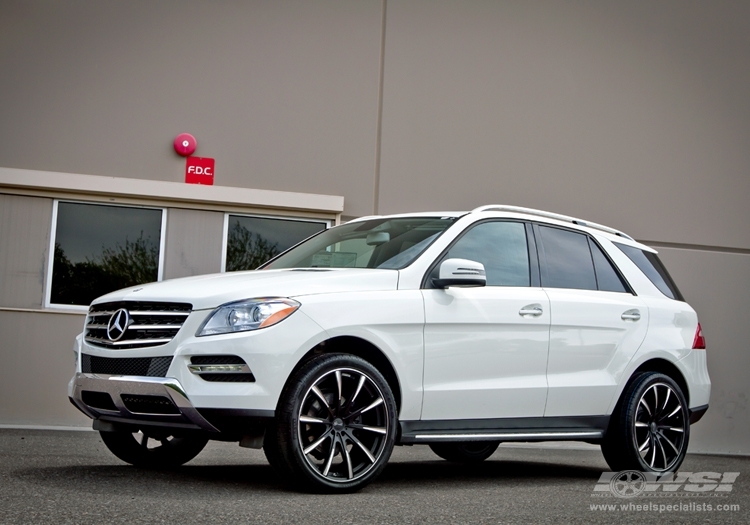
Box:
[107,308,130,341]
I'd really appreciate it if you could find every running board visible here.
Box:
[399,416,608,444]
[404,431,602,443]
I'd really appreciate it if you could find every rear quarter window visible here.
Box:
[614,243,684,301]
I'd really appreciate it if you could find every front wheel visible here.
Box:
[268,354,398,493]
[601,372,689,473]
[429,441,500,463]
[99,429,208,468]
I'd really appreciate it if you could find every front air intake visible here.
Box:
[81,354,173,377]
[121,394,180,415]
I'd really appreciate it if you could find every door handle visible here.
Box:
[621,309,641,321]
[519,304,543,317]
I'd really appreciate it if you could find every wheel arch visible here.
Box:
[631,358,690,406]
[285,336,402,415]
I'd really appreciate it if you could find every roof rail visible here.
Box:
[471,205,634,240]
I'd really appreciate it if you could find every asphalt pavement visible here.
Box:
[0,429,747,524]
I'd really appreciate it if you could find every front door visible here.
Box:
[421,220,550,421]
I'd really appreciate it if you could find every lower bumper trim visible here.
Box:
[70,373,219,432]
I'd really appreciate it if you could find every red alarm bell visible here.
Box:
[173,133,197,156]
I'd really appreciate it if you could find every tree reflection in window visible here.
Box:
[225,222,281,272]
[224,215,327,272]
[50,202,162,306]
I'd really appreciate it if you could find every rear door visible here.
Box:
[535,224,648,417]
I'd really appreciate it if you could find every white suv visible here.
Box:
[69,205,710,492]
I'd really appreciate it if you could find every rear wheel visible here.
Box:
[99,429,208,468]
[429,441,500,463]
[602,372,689,473]
[268,354,398,493]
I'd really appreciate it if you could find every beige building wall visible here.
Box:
[163,209,224,279]
[0,0,383,218]
[1,1,749,453]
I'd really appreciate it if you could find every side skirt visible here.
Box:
[399,415,609,444]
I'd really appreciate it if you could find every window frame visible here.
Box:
[44,199,167,311]
[421,219,538,289]
[220,212,331,272]
[532,222,634,295]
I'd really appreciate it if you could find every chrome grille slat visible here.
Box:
[127,324,183,330]
[85,336,175,346]
[85,301,192,350]
[129,311,190,316]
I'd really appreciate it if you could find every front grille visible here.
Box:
[121,394,180,415]
[85,301,192,349]
[81,354,173,377]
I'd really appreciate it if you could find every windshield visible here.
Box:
[262,217,457,270]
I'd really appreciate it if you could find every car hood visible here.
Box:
[91,269,400,310]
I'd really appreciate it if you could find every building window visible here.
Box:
[223,214,328,272]
[47,201,165,308]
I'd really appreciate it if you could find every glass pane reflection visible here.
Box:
[225,215,326,272]
[51,202,162,306]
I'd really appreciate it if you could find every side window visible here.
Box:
[588,239,629,293]
[538,226,597,291]
[614,242,684,300]
[225,215,327,271]
[441,221,530,286]
[49,201,164,307]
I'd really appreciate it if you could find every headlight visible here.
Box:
[197,298,300,336]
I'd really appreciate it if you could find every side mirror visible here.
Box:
[432,258,486,289]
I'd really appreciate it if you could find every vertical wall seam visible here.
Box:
[373,0,387,215]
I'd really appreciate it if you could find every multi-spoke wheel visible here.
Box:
[429,441,499,463]
[602,372,689,473]
[267,354,397,493]
[99,429,208,467]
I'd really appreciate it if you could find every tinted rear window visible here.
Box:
[538,226,597,291]
[614,243,684,301]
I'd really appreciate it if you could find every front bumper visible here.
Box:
[69,373,220,432]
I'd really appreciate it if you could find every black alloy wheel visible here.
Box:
[267,354,397,493]
[602,372,689,473]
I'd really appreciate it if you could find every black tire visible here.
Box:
[267,353,398,493]
[601,372,689,473]
[99,429,208,468]
[262,429,285,472]
[429,441,500,463]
